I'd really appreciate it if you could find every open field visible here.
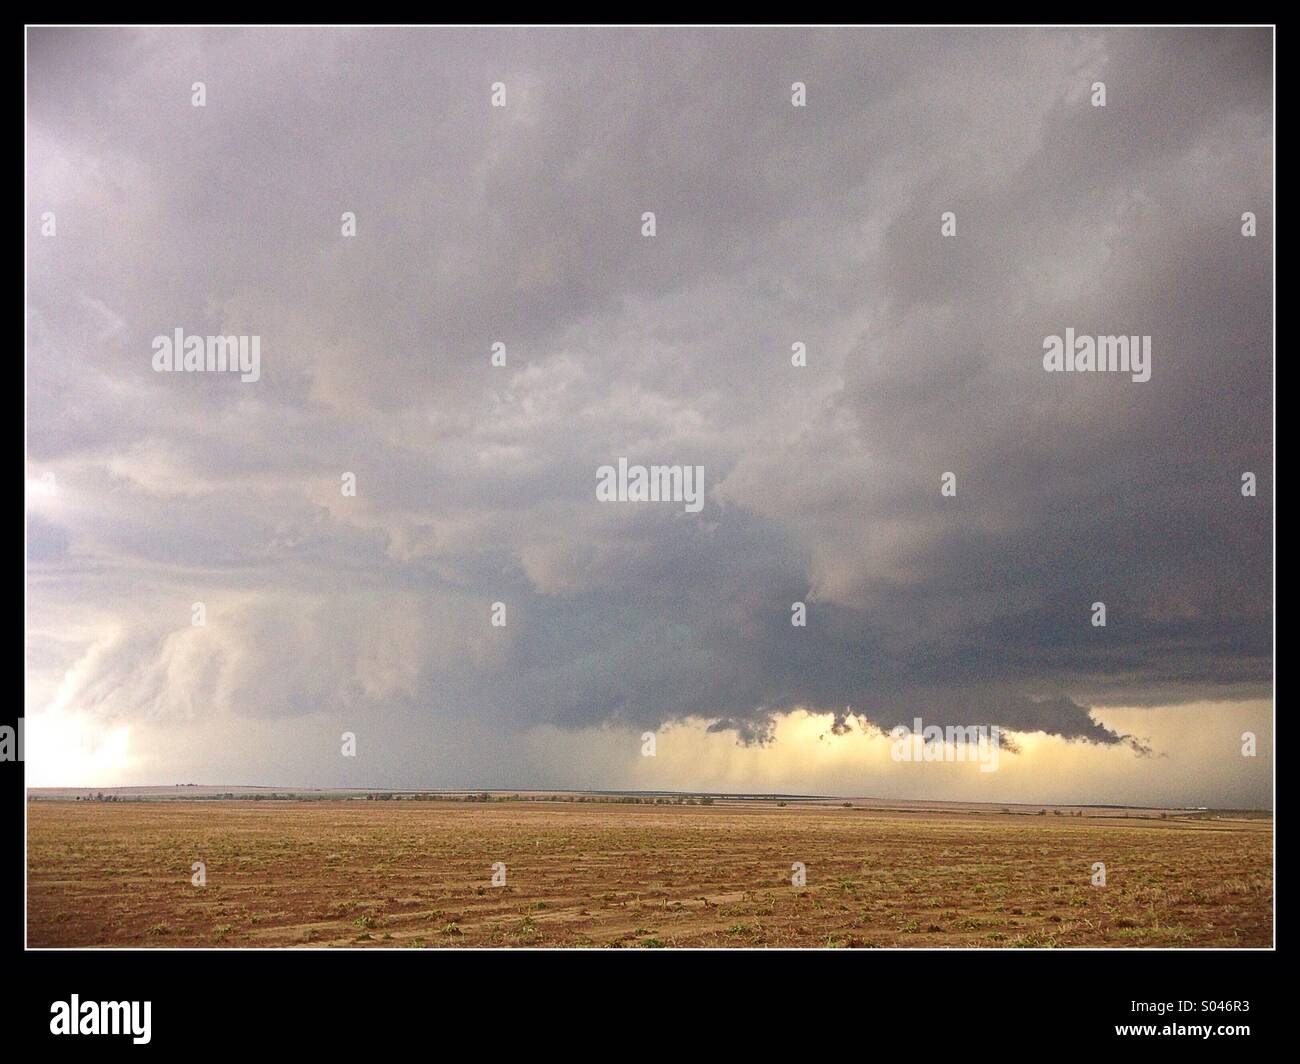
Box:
[27,799,1272,948]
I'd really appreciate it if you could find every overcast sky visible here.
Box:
[25,27,1272,805]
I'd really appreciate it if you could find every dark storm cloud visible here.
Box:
[26,28,1271,764]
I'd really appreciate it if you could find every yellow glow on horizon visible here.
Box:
[527,701,1272,807]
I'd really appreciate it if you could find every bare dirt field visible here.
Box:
[27,799,1272,948]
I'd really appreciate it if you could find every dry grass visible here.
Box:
[27,800,1272,948]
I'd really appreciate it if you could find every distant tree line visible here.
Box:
[367,792,715,806]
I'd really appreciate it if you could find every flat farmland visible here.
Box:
[27,800,1272,948]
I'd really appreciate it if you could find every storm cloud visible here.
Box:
[25,28,1271,788]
